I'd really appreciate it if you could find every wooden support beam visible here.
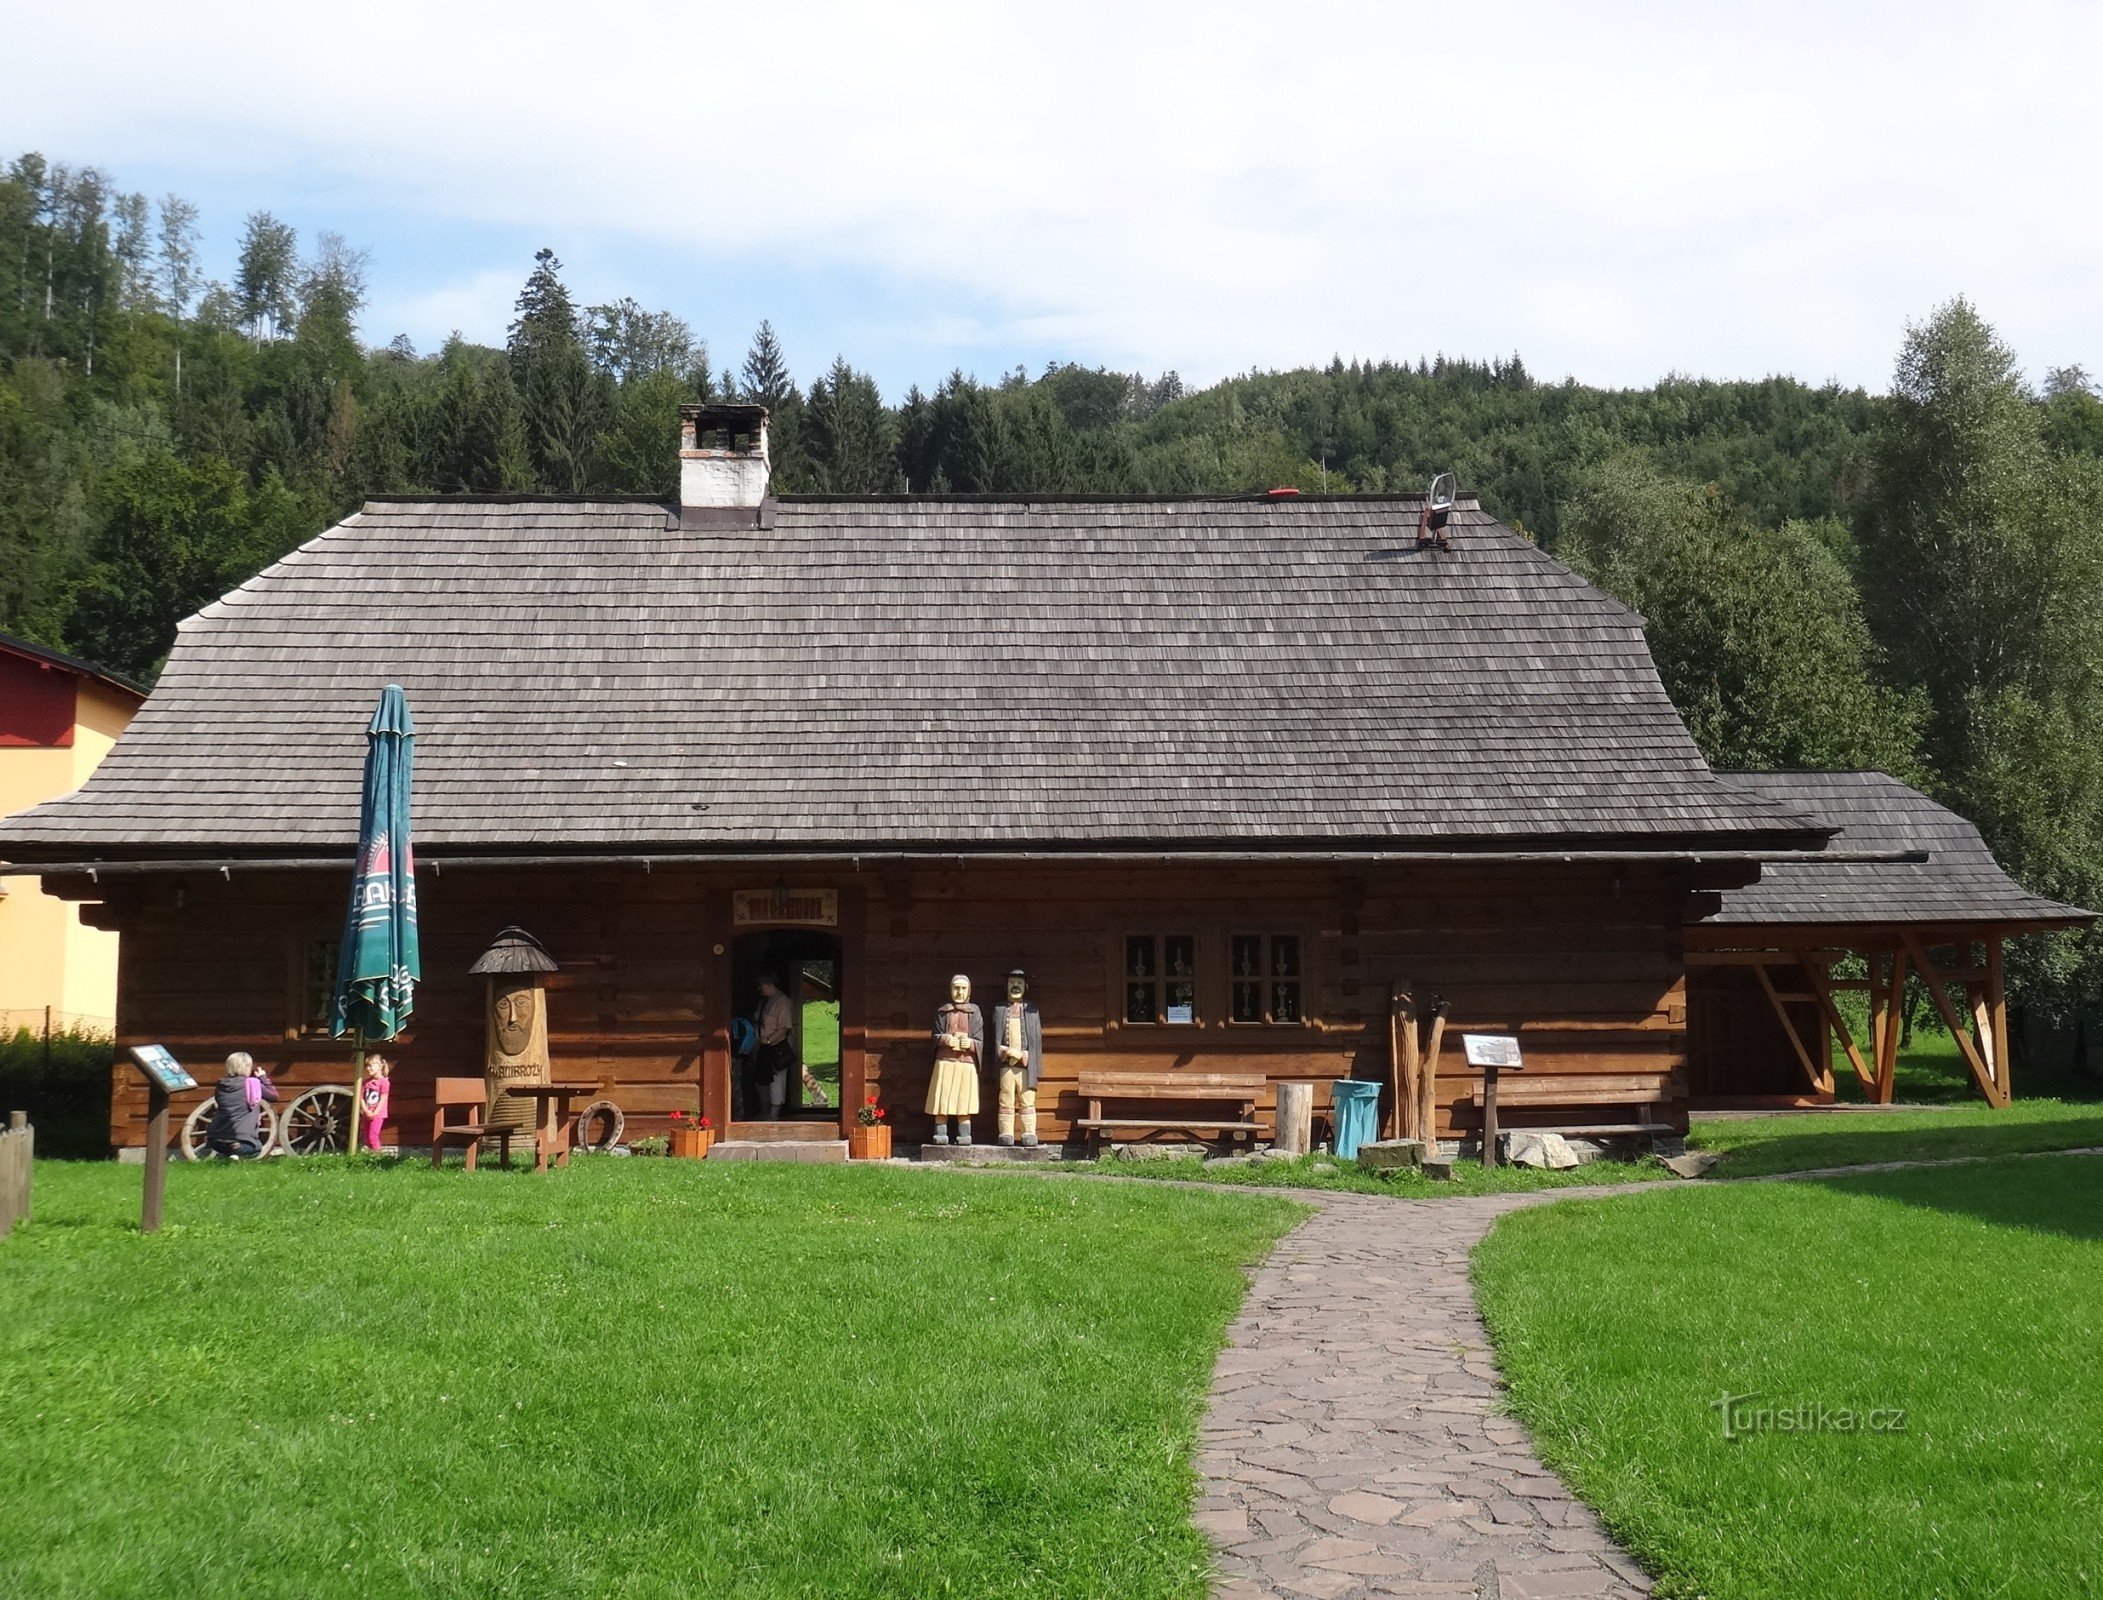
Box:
[1685,949,1848,967]
[1417,1001,1449,1147]
[1901,931,2006,1108]
[1873,949,1904,1105]
[1397,987,1421,1142]
[1753,960,1828,1094]
[1387,987,1406,1141]
[1794,947,1870,1094]
[1989,935,2012,1105]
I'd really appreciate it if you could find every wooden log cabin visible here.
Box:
[0,405,2078,1154]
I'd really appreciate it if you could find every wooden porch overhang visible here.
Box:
[1686,918,2084,1108]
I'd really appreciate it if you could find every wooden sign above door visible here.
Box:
[733,888,838,928]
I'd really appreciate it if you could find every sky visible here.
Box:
[4,0,2100,400]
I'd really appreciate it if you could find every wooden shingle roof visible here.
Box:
[1702,771,2090,928]
[0,495,1830,859]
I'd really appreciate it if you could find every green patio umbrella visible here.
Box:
[331,686,421,1067]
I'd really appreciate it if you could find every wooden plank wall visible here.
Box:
[1683,964,1826,1101]
[85,858,1696,1148]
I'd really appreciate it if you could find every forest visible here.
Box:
[5,150,2103,1011]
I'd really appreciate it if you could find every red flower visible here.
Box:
[670,1110,685,1123]
[697,1116,712,1129]
[875,1108,886,1120]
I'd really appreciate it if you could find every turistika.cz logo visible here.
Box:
[1711,1393,1908,1442]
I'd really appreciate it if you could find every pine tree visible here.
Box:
[803,358,900,493]
[740,319,795,411]
[507,249,606,492]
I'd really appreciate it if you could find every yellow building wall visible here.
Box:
[0,678,138,1034]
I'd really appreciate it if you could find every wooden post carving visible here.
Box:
[470,926,560,1144]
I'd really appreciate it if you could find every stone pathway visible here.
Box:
[1195,1187,1653,1599]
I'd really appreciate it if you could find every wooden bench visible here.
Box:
[430,1077,517,1171]
[1464,1070,1683,1142]
[1073,1071,1267,1151]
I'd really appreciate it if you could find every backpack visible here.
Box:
[730,1016,758,1058]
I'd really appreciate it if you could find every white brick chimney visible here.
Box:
[678,402,771,508]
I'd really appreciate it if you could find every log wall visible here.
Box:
[73,857,1703,1150]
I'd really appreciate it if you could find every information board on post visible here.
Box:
[1461,1034,1523,1171]
[127,1044,195,1233]
[129,1044,199,1093]
[1462,1034,1523,1070]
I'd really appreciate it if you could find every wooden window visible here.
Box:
[288,936,339,1039]
[1125,933,1198,1025]
[1230,934,1303,1024]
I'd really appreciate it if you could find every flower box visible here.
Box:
[848,1124,892,1161]
[669,1125,714,1159]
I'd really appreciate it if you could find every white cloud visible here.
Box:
[5,0,2100,388]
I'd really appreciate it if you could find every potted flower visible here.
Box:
[849,1094,891,1161]
[668,1108,714,1159]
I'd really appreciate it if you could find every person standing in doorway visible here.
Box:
[750,972,795,1120]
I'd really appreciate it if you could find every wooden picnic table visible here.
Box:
[505,1082,596,1173]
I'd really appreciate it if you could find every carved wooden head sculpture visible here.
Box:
[493,979,538,1057]
[949,973,971,1006]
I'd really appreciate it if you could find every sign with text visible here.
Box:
[732,888,838,928]
[1462,1034,1524,1070]
[128,1044,198,1093]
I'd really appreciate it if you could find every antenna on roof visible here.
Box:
[1417,472,1457,551]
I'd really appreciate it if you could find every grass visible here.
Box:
[1472,1152,2103,1599]
[0,1157,1299,1600]
[1056,1149,1676,1197]
[1689,1097,2103,1177]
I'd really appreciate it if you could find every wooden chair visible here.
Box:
[1073,1070,1267,1153]
[430,1077,515,1171]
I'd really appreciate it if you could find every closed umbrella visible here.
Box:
[331,685,421,1146]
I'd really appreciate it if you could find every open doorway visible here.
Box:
[731,928,842,1123]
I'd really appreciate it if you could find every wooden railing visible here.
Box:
[1,1110,31,1238]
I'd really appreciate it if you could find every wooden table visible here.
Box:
[505,1083,595,1173]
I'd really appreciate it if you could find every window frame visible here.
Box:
[1120,931,1202,1027]
[1227,930,1308,1027]
[284,933,341,1041]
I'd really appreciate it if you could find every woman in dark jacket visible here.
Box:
[206,1052,278,1158]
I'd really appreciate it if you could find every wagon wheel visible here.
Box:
[574,1099,625,1152]
[280,1085,355,1155]
[179,1100,281,1160]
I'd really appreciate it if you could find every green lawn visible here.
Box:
[1058,1149,1676,1197]
[1,1158,1299,1600]
[1689,1097,2103,1177]
[1474,1153,2103,1599]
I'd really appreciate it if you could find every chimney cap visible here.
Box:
[679,401,770,433]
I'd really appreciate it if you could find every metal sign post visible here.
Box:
[128,1045,198,1234]
[1462,1034,1524,1169]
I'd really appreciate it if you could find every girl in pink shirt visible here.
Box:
[358,1054,392,1152]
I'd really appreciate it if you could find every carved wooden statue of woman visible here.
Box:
[926,973,983,1146]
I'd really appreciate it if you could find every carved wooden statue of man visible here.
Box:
[992,968,1044,1147]
[926,973,983,1146]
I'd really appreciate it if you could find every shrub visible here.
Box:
[0,1026,114,1159]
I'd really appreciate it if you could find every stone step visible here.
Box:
[915,1142,1069,1163]
[707,1139,848,1164]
